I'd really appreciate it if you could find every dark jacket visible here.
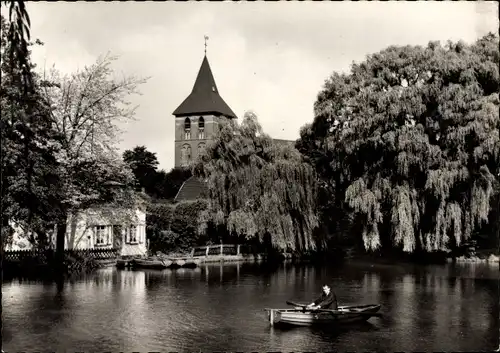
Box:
[314,290,338,309]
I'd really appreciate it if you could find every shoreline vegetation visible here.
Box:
[3,243,497,281]
[3,253,100,280]
[450,253,499,264]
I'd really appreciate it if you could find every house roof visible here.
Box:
[173,55,237,119]
[174,176,208,202]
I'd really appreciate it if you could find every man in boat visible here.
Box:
[306,284,338,310]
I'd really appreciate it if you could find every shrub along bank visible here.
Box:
[146,199,209,255]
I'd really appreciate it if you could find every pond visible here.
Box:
[2,260,498,352]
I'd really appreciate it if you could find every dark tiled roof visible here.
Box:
[174,176,208,202]
[173,56,237,119]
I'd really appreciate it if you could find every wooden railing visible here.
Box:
[190,244,245,257]
[3,248,119,262]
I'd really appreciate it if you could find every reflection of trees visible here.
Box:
[3,280,78,349]
[141,268,203,291]
[361,272,381,303]
[4,262,498,351]
[383,267,497,351]
[202,263,242,285]
[340,262,497,351]
[143,269,168,291]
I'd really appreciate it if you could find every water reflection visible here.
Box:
[2,262,498,352]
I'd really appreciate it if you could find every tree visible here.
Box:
[298,34,500,254]
[1,15,59,249]
[194,111,319,253]
[123,145,159,192]
[37,54,149,256]
[1,1,33,93]
[1,8,149,276]
[146,199,208,254]
[152,167,192,201]
[122,146,192,200]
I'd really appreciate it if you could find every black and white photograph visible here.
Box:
[1,1,499,352]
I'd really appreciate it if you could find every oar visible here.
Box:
[286,301,307,311]
[286,300,308,307]
[286,301,309,311]
[313,308,383,318]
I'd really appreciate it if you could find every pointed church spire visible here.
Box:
[191,56,218,95]
[172,52,237,119]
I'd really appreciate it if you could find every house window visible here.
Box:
[184,118,191,140]
[95,225,108,245]
[139,225,145,244]
[198,117,205,139]
[128,225,137,244]
[113,225,123,248]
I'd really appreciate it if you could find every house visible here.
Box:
[5,205,147,257]
[63,205,147,257]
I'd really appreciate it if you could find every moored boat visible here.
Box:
[116,256,140,268]
[264,304,382,327]
[131,258,168,269]
[116,259,129,268]
[129,257,200,270]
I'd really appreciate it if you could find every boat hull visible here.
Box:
[130,258,200,270]
[265,304,381,327]
[131,259,168,269]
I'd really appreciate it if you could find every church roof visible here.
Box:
[174,176,208,202]
[173,56,237,119]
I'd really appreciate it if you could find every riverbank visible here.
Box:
[448,253,499,264]
[311,247,499,266]
[353,252,499,265]
[2,249,117,280]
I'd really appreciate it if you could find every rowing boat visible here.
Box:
[264,303,382,327]
[131,258,171,269]
[130,257,201,270]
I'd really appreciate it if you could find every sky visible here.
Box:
[26,1,499,171]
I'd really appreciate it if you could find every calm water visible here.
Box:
[2,261,499,352]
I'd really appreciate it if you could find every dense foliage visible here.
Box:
[297,34,500,254]
[194,112,319,253]
[1,1,33,93]
[146,200,208,254]
[153,167,192,200]
[123,145,192,200]
[123,146,159,191]
[1,15,59,248]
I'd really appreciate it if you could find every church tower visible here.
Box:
[172,48,237,168]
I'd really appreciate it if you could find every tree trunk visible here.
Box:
[55,216,67,273]
[495,190,500,252]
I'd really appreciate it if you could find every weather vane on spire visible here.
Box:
[204,35,209,55]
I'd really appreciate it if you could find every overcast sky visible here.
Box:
[27,1,498,171]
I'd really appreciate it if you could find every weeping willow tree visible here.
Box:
[297,34,500,254]
[193,112,319,253]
